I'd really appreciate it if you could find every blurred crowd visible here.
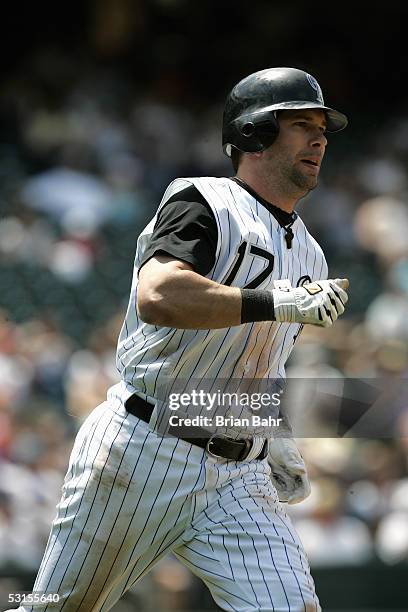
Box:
[0,47,408,609]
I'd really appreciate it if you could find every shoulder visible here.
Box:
[157,182,217,233]
[165,176,235,200]
[163,182,210,208]
[161,176,237,220]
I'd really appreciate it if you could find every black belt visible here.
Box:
[125,394,268,462]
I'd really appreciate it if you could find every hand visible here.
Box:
[268,438,311,504]
[273,278,349,327]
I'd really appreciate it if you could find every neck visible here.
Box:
[236,170,303,214]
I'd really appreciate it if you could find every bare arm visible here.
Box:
[137,255,242,329]
[138,255,349,330]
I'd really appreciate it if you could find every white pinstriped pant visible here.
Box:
[10,399,320,612]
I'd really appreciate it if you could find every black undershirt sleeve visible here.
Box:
[139,185,218,277]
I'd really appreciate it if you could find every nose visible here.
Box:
[310,130,327,149]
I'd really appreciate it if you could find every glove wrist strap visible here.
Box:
[272,290,298,323]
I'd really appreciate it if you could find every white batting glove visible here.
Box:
[268,438,311,504]
[272,278,349,327]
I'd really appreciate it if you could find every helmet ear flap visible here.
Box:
[223,109,280,156]
[235,111,279,151]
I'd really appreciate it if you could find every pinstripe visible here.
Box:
[219,468,316,609]
[204,505,237,582]
[113,443,206,600]
[97,432,171,598]
[261,502,314,609]
[237,321,266,379]
[251,501,291,609]
[297,544,318,609]
[116,319,129,373]
[226,182,249,227]
[27,428,94,612]
[183,542,221,562]
[318,249,325,277]
[148,448,204,546]
[114,529,188,605]
[296,224,301,273]
[213,491,261,608]
[128,328,174,390]
[184,327,234,380]
[207,533,215,553]
[67,414,206,601]
[84,422,152,601]
[154,327,204,430]
[229,186,260,286]
[238,199,277,380]
[127,330,151,388]
[202,326,249,382]
[230,194,274,379]
[110,432,170,579]
[222,532,234,579]
[229,488,275,608]
[66,419,139,609]
[40,409,117,597]
[209,199,223,276]
[266,495,317,605]
[149,328,181,396]
[279,532,307,609]
[212,510,236,580]
[177,523,256,608]
[199,178,223,274]
[302,224,310,277]
[188,475,303,610]
[194,574,253,609]
[35,426,88,586]
[52,412,126,607]
[176,549,236,581]
[265,532,291,609]
[136,328,175,378]
[118,438,205,595]
[266,228,291,372]
[126,438,187,547]
[170,329,202,376]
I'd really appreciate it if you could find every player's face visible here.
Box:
[262,109,328,193]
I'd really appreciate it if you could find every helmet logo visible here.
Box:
[306,73,324,104]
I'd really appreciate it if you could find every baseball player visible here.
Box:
[7,67,349,612]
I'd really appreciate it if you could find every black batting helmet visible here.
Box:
[222,67,348,157]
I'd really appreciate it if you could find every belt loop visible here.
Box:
[245,437,267,461]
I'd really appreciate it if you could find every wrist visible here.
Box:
[240,289,275,323]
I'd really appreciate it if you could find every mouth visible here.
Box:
[300,159,319,167]
[299,158,320,173]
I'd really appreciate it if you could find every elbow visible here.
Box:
[137,290,169,326]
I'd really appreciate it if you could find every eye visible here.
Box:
[294,121,327,135]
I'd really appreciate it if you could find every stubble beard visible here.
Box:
[287,164,318,194]
[267,151,319,200]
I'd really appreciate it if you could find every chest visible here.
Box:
[218,212,326,290]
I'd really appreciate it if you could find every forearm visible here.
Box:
[138,267,243,329]
[137,256,349,330]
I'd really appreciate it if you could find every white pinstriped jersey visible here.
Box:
[108,177,328,409]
